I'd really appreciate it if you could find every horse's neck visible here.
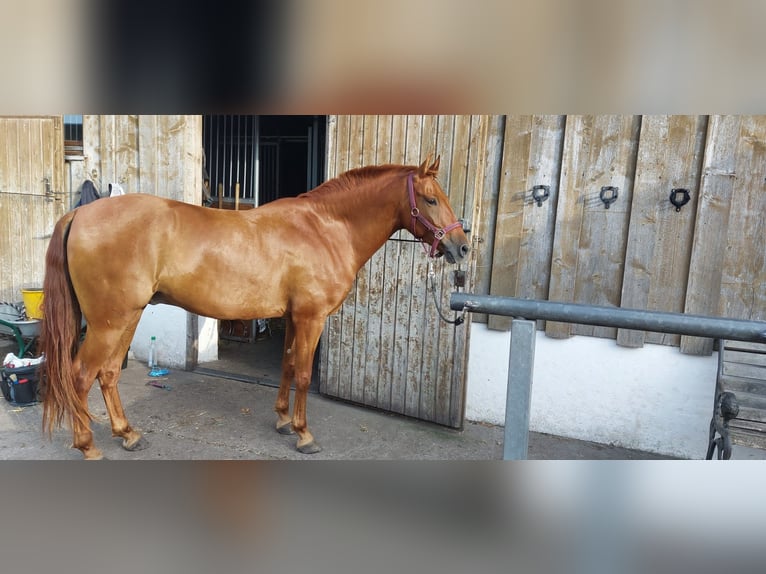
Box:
[328,176,406,270]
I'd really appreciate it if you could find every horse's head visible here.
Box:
[407,155,471,264]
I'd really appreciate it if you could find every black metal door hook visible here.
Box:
[599,186,619,209]
[531,185,550,207]
[669,188,691,212]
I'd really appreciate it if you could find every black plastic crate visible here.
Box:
[1,363,41,406]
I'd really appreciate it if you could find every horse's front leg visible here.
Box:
[288,316,324,454]
[274,317,296,435]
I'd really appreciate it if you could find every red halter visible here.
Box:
[407,172,463,257]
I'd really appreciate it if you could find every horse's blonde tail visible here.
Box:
[39,211,91,435]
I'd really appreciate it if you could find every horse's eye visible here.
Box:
[425,197,438,206]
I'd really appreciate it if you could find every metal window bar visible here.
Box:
[203,115,260,205]
[63,114,83,155]
[450,293,766,460]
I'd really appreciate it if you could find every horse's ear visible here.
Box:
[428,155,441,175]
[418,154,440,177]
[418,155,432,178]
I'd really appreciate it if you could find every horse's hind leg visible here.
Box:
[70,332,120,460]
[92,318,146,452]
[71,317,145,458]
[98,361,146,452]
[69,350,103,460]
[274,316,296,435]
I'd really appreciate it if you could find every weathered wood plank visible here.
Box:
[99,115,118,192]
[448,115,488,427]
[682,116,745,355]
[377,237,400,412]
[387,115,413,414]
[546,115,587,339]
[547,115,641,339]
[488,115,565,331]
[0,119,12,299]
[347,115,368,404]
[722,360,766,380]
[0,117,66,302]
[398,115,424,417]
[408,115,438,420]
[373,116,396,409]
[373,116,408,410]
[718,116,766,323]
[724,340,766,353]
[437,115,472,425]
[318,116,337,395]
[720,376,766,397]
[360,115,383,407]
[617,115,707,347]
[82,115,102,196]
[335,116,356,401]
[319,115,343,397]
[472,115,505,325]
[115,115,139,193]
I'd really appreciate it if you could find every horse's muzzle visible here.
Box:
[442,238,471,264]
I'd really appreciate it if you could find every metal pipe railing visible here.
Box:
[451,293,766,342]
[450,293,766,459]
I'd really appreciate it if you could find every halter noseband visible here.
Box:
[407,173,462,257]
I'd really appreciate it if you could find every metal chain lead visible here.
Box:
[427,259,464,326]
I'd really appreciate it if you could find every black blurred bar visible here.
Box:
[91,0,287,111]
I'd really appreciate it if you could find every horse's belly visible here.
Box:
[156,281,288,320]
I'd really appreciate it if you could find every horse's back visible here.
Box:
[64,193,359,320]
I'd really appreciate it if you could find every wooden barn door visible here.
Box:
[681,115,766,355]
[0,116,67,302]
[319,116,488,428]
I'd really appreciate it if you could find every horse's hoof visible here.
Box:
[79,446,104,460]
[297,440,322,455]
[276,422,295,435]
[123,435,149,451]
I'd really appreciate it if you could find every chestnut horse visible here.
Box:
[38,156,470,459]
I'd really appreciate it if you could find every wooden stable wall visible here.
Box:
[320,113,766,429]
[320,115,490,428]
[0,116,67,303]
[0,115,202,306]
[479,115,766,356]
[3,113,761,419]
[82,115,202,204]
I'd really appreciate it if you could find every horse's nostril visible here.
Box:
[460,244,470,257]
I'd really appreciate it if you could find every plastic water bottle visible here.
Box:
[147,336,169,378]
[148,336,156,368]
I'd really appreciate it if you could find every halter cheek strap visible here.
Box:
[407,173,463,257]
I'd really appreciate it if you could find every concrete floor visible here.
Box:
[1,321,678,460]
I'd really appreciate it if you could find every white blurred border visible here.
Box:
[2,1,764,112]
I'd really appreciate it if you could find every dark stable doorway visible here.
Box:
[196,115,326,390]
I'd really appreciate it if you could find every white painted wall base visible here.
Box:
[466,323,718,459]
[130,305,218,369]
[131,304,188,369]
[197,316,218,363]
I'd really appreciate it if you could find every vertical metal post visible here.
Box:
[306,125,313,191]
[242,116,249,200]
[214,117,220,200]
[253,116,260,207]
[311,115,319,187]
[504,319,536,460]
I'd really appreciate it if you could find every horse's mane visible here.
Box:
[302,164,412,199]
